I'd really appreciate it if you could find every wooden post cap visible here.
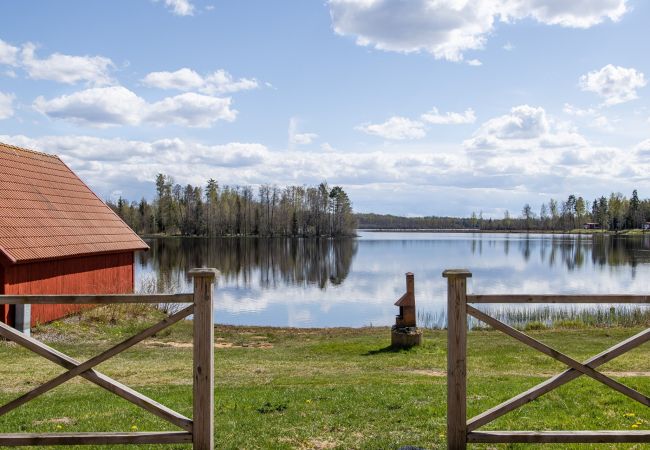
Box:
[406,272,414,278]
[188,268,219,278]
[442,269,472,278]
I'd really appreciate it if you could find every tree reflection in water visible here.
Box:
[138,237,358,290]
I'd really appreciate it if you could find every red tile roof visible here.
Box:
[0,142,148,264]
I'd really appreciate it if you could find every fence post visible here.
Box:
[443,269,472,450]
[189,268,218,450]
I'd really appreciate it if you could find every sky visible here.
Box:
[1,0,649,218]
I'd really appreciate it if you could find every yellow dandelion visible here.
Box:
[56,425,62,430]
[130,425,138,431]
[624,413,636,418]
[305,399,312,404]
[631,424,639,429]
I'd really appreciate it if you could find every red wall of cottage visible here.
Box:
[1,252,134,326]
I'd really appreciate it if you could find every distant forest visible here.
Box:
[357,191,650,232]
[108,174,356,237]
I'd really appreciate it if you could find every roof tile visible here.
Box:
[0,142,149,263]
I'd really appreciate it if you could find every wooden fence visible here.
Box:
[0,267,217,449]
[444,269,650,449]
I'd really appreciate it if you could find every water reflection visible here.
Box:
[139,237,358,290]
[135,232,650,327]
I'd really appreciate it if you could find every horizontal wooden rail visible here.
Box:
[468,431,650,444]
[467,294,650,304]
[444,268,650,449]
[0,268,218,449]
[0,293,193,305]
[0,431,192,446]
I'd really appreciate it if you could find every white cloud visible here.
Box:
[147,92,236,127]
[0,92,15,119]
[563,103,597,117]
[21,43,115,86]
[579,64,647,106]
[142,68,258,94]
[321,142,337,152]
[465,105,587,150]
[466,59,482,66]
[2,124,647,217]
[503,42,515,51]
[356,116,426,140]
[33,86,236,128]
[159,0,195,16]
[421,107,476,125]
[288,117,318,146]
[328,0,628,61]
[0,39,19,66]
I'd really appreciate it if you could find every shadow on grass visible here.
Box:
[363,345,417,355]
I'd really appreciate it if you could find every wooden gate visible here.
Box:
[444,269,650,449]
[0,268,217,449]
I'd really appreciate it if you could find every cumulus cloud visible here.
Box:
[0,39,19,66]
[33,86,236,128]
[0,92,14,119]
[1,124,647,216]
[356,116,426,140]
[147,92,236,127]
[328,0,628,61]
[579,64,647,106]
[421,107,476,125]
[465,104,586,150]
[288,117,318,147]
[21,43,115,86]
[158,0,195,16]
[142,68,258,94]
[358,107,476,140]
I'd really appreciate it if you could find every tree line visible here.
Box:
[357,190,650,232]
[108,174,357,237]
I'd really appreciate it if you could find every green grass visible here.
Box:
[0,309,648,449]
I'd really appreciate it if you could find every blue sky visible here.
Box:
[1,0,649,217]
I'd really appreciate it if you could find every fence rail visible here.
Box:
[444,269,650,449]
[0,267,217,449]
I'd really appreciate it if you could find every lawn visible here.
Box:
[0,308,648,449]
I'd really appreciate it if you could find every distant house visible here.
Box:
[583,223,601,230]
[0,142,148,328]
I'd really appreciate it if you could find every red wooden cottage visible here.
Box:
[0,142,149,327]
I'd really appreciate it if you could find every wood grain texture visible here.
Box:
[466,305,650,408]
[467,294,650,304]
[468,431,650,443]
[191,268,218,450]
[0,306,194,421]
[445,270,471,450]
[0,431,192,446]
[467,327,650,431]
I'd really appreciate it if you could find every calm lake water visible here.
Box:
[135,232,650,327]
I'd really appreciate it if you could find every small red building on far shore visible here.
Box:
[0,142,148,327]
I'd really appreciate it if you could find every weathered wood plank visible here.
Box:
[0,293,193,305]
[467,327,650,431]
[0,431,192,446]
[0,305,194,421]
[0,321,193,431]
[466,305,650,408]
[467,294,650,304]
[443,269,471,450]
[191,268,218,450]
[468,431,650,443]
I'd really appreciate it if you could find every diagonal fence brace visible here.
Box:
[0,306,194,431]
[467,305,650,407]
[466,322,650,432]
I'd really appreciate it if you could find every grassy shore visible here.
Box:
[0,308,648,449]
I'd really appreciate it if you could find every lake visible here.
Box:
[136,231,650,328]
